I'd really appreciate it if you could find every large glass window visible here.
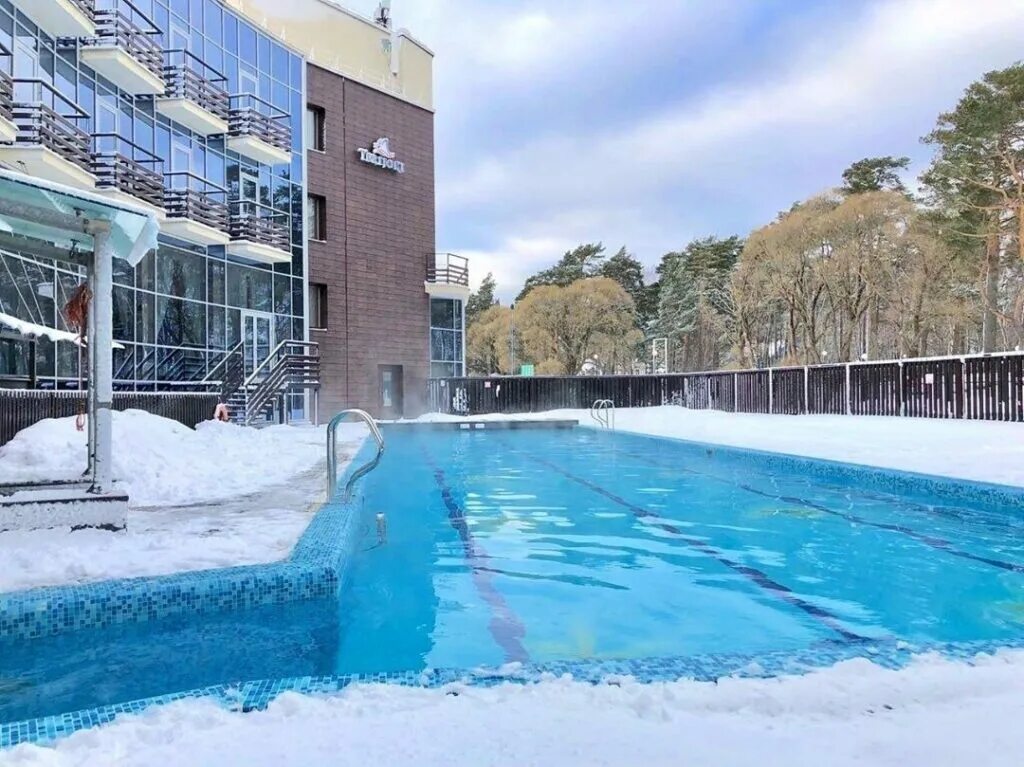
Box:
[0,0,306,394]
[429,299,465,377]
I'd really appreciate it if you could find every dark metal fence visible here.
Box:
[428,352,1024,422]
[0,391,219,446]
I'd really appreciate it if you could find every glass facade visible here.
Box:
[0,0,306,390]
[429,297,464,378]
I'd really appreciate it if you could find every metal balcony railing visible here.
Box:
[11,79,91,174]
[164,172,229,232]
[0,43,12,125]
[163,49,229,119]
[229,200,289,251]
[0,71,11,126]
[82,6,162,84]
[71,0,97,20]
[92,133,164,209]
[426,253,470,287]
[228,93,290,153]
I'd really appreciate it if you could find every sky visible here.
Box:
[349,0,1024,302]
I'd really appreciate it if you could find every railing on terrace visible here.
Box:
[229,200,289,250]
[162,49,229,119]
[228,93,290,153]
[68,0,97,20]
[82,5,163,83]
[164,172,230,232]
[428,351,1024,423]
[11,79,91,173]
[426,253,469,287]
[92,133,164,209]
[0,44,12,124]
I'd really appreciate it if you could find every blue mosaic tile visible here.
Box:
[5,636,1024,748]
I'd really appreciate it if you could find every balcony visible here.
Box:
[163,172,230,247]
[24,0,95,38]
[227,200,290,265]
[157,50,229,136]
[226,94,291,166]
[78,4,163,95]
[0,79,94,189]
[0,59,16,144]
[425,253,471,298]
[92,134,164,218]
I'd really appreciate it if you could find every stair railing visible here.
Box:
[242,340,320,425]
[202,340,245,402]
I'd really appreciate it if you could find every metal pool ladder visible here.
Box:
[327,409,385,501]
[590,399,615,430]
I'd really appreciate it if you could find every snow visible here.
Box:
[0,409,347,508]
[0,312,125,349]
[5,651,1024,766]
[416,406,1024,487]
[0,411,367,591]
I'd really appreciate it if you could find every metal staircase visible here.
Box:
[204,340,320,426]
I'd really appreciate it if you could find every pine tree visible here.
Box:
[841,156,910,195]
[516,243,605,301]
[598,247,656,326]
[466,272,497,327]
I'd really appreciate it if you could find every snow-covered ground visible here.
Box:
[0,410,332,507]
[4,651,1024,766]
[418,406,1024,487]
[0,411,367,591]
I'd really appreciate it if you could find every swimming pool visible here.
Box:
[2,423,1024,730]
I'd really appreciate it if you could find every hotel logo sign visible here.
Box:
[358,137,405,173]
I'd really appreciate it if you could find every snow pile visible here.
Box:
[0,412,369,591]
[0,410,351,507]
[417,406,1024,487]
[6,651,1024,766]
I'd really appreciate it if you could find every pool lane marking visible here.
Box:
[495,440,865,643]
[619,447,1024,576]
[418,446,530,664]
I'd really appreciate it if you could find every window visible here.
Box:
[309,283,327,329]
[429,298,464,377]
[305,105,325,152]
[307,194,327,241]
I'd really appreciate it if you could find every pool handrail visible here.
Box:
[327,408,385,500]
[590,399,615,429]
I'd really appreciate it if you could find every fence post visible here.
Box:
[961,357,968,419]
[706,376,711,410]
[768,367,773,414]
[845,363,851,415]
[803,366,810,414]
[733,372,738,412]
[898,361,905,417]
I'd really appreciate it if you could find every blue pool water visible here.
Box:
[336,426,1024,673]
[2,424,1024,725]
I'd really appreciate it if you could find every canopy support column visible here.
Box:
[86,220,113,494]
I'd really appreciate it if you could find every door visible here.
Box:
[379,365,404,418]
[241,311,275,378]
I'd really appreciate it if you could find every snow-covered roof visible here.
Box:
[0,311,125,349]
[0,169,159,267]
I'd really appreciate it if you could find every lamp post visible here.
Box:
[510,301,516,374]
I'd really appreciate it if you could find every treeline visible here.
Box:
[466,62,1024,375]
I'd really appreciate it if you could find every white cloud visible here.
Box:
[359,0,1024,296]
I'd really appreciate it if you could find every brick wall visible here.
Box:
[306,64,435,418]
